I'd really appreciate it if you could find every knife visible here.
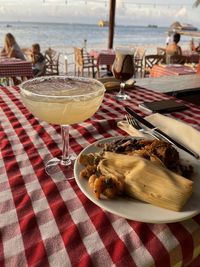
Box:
[125,106,199,159]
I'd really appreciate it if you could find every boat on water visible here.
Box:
[98,20,109,27]
[148,24,158,28]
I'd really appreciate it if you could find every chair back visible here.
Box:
[73,47,96,77]
[134,48,146,77]
[157,47,166,56]
[74,47,93,66]
[135,48,145,59]
[166,54,188,65]
[157,47,166,63]
[144,54,164,77]
[44,48,60,75]
[145,54,164,69]
[74,47,86,66]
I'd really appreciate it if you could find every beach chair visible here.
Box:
[44,48,60,76]
[144,54,164,77]
[73,47,96,77]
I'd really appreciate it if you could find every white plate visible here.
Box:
[74,136,200,223]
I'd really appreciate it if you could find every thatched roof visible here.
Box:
[175,30,200,37]
[169,21,182,30]
[168,21,200,38]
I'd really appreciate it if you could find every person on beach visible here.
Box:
[1,33,26,60]
[31,43,45,76]
[165,33,182,64]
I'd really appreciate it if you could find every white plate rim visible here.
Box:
[74,136,200,223]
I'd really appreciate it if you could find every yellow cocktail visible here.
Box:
[20,76,105,178]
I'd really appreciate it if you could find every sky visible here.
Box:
[0,0,199,27]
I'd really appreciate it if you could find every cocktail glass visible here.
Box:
[20,76,105,179]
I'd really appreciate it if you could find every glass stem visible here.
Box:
[61,125,71,166]
[119,82,125,95]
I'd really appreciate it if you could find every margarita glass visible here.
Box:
[20,76,105,179]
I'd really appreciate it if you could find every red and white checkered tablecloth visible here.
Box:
[150,65,196,78]
[1,85,200,267]
[0,59,33,78]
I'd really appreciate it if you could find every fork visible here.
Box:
[125,114,160,140]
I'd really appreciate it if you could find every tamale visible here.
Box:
[99,152,193,211]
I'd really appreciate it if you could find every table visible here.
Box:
[0,57,33,79]
[1,85,200,267]
[150,65,196,78]
[135,74,200,94]
[89,49,115,67]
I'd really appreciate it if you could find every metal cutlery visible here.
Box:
[125,106,199,159]
[125,114,160,140]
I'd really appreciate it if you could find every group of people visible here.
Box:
[0,33,45,76]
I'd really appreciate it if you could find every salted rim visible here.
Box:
[20,75,105,99]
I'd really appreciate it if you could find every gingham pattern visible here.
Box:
[150,65,196,78]
[0,60,33,78]
[0,85,200,267]
[89,50,115,66]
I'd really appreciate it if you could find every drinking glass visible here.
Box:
[112,48,134,100]
[20,76,105,179]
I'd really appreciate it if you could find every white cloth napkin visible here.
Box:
[117,113,200,156]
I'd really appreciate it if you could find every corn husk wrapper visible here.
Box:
[99,152,193,211]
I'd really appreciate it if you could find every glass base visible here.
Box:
[45,155,76,180]
[115,93,131,101]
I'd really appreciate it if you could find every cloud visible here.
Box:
[0,0,199,27]
[175,7,187,17]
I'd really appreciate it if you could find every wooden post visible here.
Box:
[108,0,116,49]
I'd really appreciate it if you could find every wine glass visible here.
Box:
[20,76,105,180]
[112,48,134,100]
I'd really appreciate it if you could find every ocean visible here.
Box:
[0,21,192,73]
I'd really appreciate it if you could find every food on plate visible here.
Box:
[100,152,193,211]
[98,138,193,177]
[79,137,194,211]
[88,174,124,199]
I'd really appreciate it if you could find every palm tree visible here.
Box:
[193,0,200,7]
